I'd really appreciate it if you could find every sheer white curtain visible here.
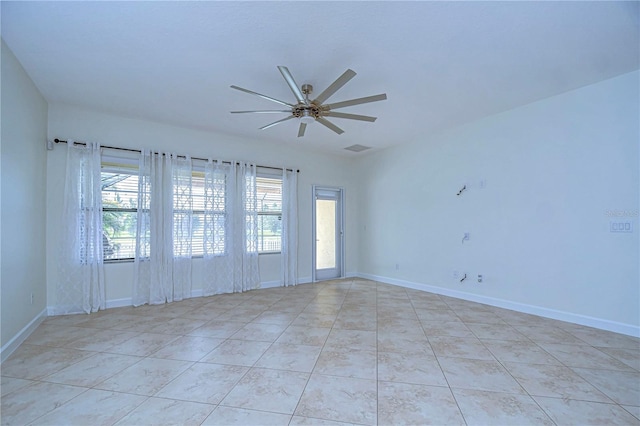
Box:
[57,141,106,314]
[202,161,260,294]
[133,151,192,306]
[202,160,234,295]
[238,163,260,292]
[172,155,193,300]
[281,168,298,286]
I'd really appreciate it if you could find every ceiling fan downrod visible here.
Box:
[292,85,322,121]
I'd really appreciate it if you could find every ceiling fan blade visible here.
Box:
[230,85,294,107]
[325,93,387,110]
[277,66,306,104]
[231,110,291,114]
[298,123,307,138]
[313,69,357,105]
[323,111,377,122]
[316,117,344,135]
[260,116,295,130]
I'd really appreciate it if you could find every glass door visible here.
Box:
[313,187,343,281]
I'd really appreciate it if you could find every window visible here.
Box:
[256,176,282,253]
[101,163,281,260]
[190,172,206,257]
[101,165,139,260]
[193,169,227,257]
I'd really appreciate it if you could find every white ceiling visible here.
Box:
[2,1,638,156]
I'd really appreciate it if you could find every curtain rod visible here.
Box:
[53,139,300,173]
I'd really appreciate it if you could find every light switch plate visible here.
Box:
[610,221,633,233]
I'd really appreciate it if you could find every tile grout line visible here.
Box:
[411,289,470,425]
[288,278,352,425]
[465,312,614,423]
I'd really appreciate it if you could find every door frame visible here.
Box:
[311,185,345,282]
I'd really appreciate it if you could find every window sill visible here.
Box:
[104,252,282,263]
[104,258,135,264]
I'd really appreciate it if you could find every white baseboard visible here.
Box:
[261,276,313,288]
[48,298,133,315]
[106,297,133,309]
[47,277,317,315]
[41,273,639,337]
[260,280,282,289]
[358,273,640,338]
[1,308,48,363]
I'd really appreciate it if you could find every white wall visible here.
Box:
[14,54,636,339]
[1,40,49,353]
[46,105,359,306]
[356,71,639,334]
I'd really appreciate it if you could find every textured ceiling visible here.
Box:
[2,1,638,156]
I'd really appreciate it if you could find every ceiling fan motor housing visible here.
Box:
[292,103,323,119]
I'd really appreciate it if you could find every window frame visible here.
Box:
[101,160,140,263]
[100,161,285,262]
[255,172,283,255]
[193,165,227,258]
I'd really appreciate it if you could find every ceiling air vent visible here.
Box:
[344,144,371,153]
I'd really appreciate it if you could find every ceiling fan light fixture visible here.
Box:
[300,110,315,124]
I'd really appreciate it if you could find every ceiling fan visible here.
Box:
[230,66,387,137]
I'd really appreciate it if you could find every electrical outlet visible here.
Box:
[477,274,483,283]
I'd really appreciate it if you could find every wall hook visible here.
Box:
[460,274,467,283]
[462,232,470,244]
[456,185,466,196]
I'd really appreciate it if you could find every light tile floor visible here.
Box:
[2,279,639,425]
